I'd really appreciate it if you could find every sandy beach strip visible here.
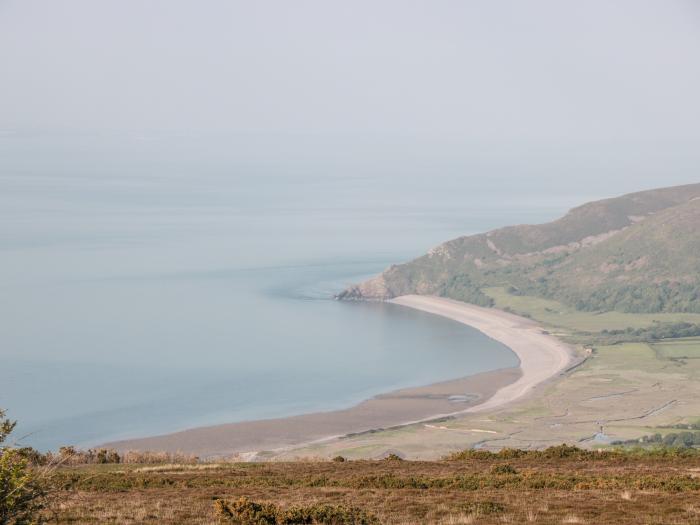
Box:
[104,367,520,458]
[388,295,577,413]
[104,296,574,458]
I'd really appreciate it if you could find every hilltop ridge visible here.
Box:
[339,183,700,313]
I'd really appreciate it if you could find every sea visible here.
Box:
[0,133,575,451]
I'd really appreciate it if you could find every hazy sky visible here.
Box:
[1,0,699,190]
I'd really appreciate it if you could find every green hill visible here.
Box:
[338,183,700,313]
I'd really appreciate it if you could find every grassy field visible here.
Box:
[279,339,700,460]
[483,287,700,334]
[44,450,700,524]
[652,337,700,360]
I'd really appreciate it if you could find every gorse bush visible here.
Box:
[0,451,44,525]
[215,497,379,524]
[0,409,45,525]
[216,497,278,524]
[490,463,518,475]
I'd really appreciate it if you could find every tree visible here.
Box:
[0,409,45,525]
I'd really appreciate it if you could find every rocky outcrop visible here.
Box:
[336,275,392,301]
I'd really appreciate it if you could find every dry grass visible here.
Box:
[133,463,228,473]
[620,490,634,501]
[561,516,585,524]
[41,452,700,524]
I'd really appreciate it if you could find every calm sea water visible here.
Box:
[0,134,573,451]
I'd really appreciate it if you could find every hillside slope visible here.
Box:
[339,183,700,313]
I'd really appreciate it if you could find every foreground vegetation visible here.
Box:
[8,413,700,525]
[29,446,700,524]
[7,408,700,525]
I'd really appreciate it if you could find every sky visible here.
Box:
[1,0,699,193]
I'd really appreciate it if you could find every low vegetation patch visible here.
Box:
[595,323,700,345]
[613,431,700,449]
[215,497,379,524]
[445,444,602,461]
[461,501,507,516]
[490,463,518,475]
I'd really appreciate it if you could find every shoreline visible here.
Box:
[104,296,576,458]
[388,296,577,413]
[104,367,521,458]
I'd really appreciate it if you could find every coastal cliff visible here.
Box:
[339,183,700,313]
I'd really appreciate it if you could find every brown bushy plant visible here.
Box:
[445,444,604,461]
[490,463,518,475]
[55,446,121,465]
[48,447,198,466]
[120,450,199,464]
[215,496,379,524]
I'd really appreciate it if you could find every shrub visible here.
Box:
[120,450,198,465]
[540,444,592,459]
[215,497,278,524]
[490,464,518,475]
[52,446,121,466]
[280,504,378,524]
[0,409,46,525]
[14,449,47,467]
[494,448,528,460]
[0,450,45,525]
[215,497,379,524]
[48,447,196,466]
[444,445,603,461]
[438,275,495,307]
[332,456,346,463]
